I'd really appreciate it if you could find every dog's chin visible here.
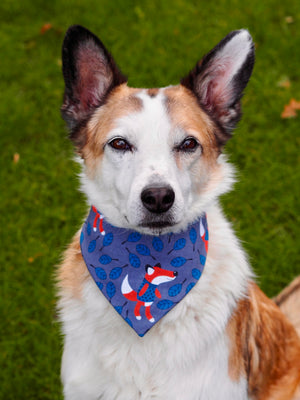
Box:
[138,216,178,235]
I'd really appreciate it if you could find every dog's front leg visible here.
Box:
[61,342,105,400]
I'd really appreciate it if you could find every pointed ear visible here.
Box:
[146,265,155,275]
[181,30,255,145]
[61,25,127,131]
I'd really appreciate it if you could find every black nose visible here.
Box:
[141,186,175,214]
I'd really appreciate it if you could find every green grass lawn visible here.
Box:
[1,0,299,398]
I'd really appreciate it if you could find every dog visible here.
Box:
[57,25,300,399]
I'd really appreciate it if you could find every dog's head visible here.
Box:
[61,26,254,234]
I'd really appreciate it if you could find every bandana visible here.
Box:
[80,206,208,337]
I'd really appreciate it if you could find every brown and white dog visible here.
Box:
[57,25,300,400]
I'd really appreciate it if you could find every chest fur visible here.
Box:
[60,278,248,400]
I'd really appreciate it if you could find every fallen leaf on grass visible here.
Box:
[290,99,300,110]
[28,253,42,263]
[281,98,300,118]
[13,153,20,164]
[40,23,53,35]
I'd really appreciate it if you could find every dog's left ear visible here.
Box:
[181,30,255,145]
[61,25,127,132]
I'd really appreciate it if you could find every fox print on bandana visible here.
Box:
[80,206,208,336]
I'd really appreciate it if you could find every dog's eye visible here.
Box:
[176,137,200,153]
[108,138,132,152]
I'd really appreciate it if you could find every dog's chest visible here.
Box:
[61,279,248,400]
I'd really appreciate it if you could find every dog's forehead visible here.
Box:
[110,85,215,140]
[126,89,172,134]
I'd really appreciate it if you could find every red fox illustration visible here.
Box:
[121,264,177,322]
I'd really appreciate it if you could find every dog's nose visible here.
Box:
[141,186,175,214]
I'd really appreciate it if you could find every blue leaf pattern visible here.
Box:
[80,231,84,245]
[106,282,116,299]
[200,255,206,266]
[171,257,189,267]
[99,255,113,264]
[103,233,113,247]
[168,283,183,297]
[88,239,97,253]
[122,232,142,244]
[95,267,107,280]
[192,268,201,280]
[189,227,197,244]
[174,238,186,250]
[136,244,151,256]
[129,252,140,268]
[87,222,92,236]
[157,300,174,310]
[152,237,164,252]
[109,267,123,280]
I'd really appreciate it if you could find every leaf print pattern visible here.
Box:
[122,232,142,244]
[168,238,186,254]
[136,244,155,260]
[152,237,164,252]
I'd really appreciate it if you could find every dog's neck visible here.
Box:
[80,206,209,336]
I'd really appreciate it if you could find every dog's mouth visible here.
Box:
[138,214,177,234]
[140,220,174,229]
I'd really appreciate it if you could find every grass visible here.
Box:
[1,0,299,398]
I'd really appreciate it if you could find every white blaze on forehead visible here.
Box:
[116,89,174,171]
[135,89,171,147]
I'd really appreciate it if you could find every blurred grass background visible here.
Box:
[1,0,299,398]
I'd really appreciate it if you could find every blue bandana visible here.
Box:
[80,206,209,337]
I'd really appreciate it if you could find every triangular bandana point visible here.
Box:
[80,206,208,337]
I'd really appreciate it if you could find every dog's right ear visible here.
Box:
[61,25,127,133]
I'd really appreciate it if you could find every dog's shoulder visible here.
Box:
[57,230,90,299]
[227,282,300,400]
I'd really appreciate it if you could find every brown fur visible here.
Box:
[147,88,159,97]
[164,85,219,161]
[274,277,300,338]
[57,231,89,299]
[79,84,143,173]
[165,85,230,195]
[227,283,300,399]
